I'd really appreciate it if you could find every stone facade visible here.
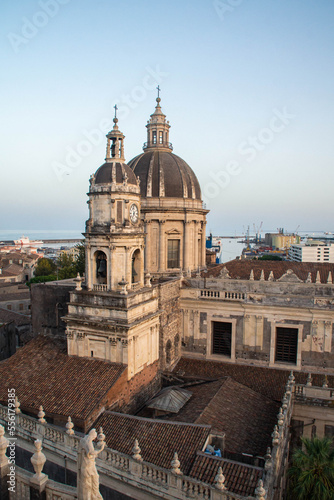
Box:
[181,267,334,373]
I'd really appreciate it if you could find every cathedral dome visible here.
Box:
[95,162,137,185]
[128,151,201,199]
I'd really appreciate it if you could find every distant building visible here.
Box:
[289,242,334,262]
[265,232,300,249]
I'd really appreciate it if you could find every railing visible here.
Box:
[131,282,142,292]
[93,284,108,292]
[0,404,255,500]
[200,290,246,301]
[143,141,173,151]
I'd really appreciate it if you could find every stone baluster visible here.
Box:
[214,466,226,490]
[306,373,312,387]
[38,406,46,424]
[132,439,143,461]
[281,394,288,411]
[74,273,82,290]
[288,370,295,384]
[323,375,328,388]
[171,452,182,475]
[264,447,272,471]
[15,397,21,414]
[255,479,266,500]
[66,416,74,435]
[30,439,48,493]
[272,425,280,447]
[277,407,284,428]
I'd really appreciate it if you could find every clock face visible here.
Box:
[129,203,139,223]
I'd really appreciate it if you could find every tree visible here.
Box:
[56,252,76,280]
[257,255,283,261]
[34,258,57,277]
[74,242,85,276]
[288,436,334,500]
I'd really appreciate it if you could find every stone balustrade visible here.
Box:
[93,284,108,292]
[0,403,259,500]
[199,290,246,301]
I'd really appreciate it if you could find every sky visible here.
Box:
[1,0,334,236]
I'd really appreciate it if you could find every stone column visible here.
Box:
[159,220,165,273]
[183,221,191,272]
[201,221,207,268]
[86,243,92,290]
[194,221,198,271]
[144,220,150,272]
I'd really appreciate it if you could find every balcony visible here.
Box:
[93,284,108,292]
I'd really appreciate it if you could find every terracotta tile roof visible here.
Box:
[94,411,211,475]
[196,378,279,455]
[189,453,263,496]
[0,264,24,277]
[203,259,334,284]
[0,335,126,420]
[161,378,279,456]
[161,379,227,423]
[0,292,30,302]
[0,307,31,326]
[174,357,334,402]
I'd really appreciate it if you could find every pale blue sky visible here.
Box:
[1,0,334,235]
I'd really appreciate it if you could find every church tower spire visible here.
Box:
[143,87,172,152]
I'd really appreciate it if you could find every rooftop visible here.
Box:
[202,259,334,284]
[189,453,263,497]
[93,411,211,475]
[0,335,126,420]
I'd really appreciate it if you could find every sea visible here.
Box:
[0,230,332,260]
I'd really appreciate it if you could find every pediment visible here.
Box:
[166,228,182,235]
[277,269,302,283]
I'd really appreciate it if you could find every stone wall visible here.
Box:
[0,322,16,361]
[31,282,75,337]
[157,279,182,370]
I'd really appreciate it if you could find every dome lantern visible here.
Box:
[143,87,172,152]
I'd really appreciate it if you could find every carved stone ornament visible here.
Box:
[77,428,106,500]
[219,266,230,279]
[277,269,302,283]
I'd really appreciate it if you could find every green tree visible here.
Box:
[56,252,76,280]
[27,275,57,287]
[288,436,334,500]
[34,258,57,277]
[74,242,85,276]
[257,255,283,261]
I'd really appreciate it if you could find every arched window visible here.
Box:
[132,249,141,284]
[174,334,180,358]
[166,340,172,365]
[95,251,107,284]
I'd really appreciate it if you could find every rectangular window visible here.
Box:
[275,327,298,364]
[167,239,180,268]
[325,425,334,440]
[117,201,122,223]
[152,131,157,144]
[212,321,232,357]
[159,131,163,144]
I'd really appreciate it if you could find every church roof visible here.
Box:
[189,453,263,497]
[204,259,334,284]
[0,335,126,421]
[128,151,201,200]
[93,411,211,475]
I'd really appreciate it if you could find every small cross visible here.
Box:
[114,104,118,118]
[157,85,161,98]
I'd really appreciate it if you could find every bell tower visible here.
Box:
[85,112,144,292]
[64,112,160,380]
